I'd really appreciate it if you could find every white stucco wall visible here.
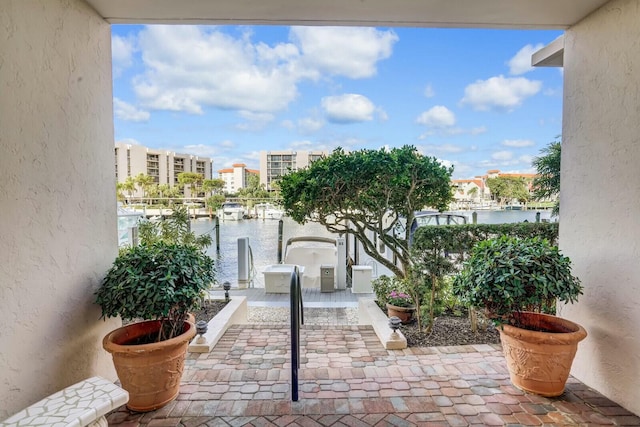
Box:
[559,0,640,415]
[0,0,120,419]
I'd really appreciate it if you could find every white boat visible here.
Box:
[254,202,284,220]
[281,236,338,290]
[217,202,245,221]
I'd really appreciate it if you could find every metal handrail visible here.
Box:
[290,265,304,401]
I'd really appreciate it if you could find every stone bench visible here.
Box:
[0,376,128,427]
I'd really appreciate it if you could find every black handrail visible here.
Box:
[290,265,303,401]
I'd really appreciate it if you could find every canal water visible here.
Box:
[190,209,555,287]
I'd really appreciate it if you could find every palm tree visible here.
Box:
[532,138,562,216]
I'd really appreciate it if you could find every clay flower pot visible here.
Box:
[386,303,415,324]
[103,320,196,412]
[499,311,587,397]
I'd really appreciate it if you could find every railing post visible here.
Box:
[277,219,284,263]
[290,265,303,401]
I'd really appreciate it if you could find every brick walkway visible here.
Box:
[107,324,639,426]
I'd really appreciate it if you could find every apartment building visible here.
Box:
[259,150,327,190]
[114,142,213,196]
[217,163,259,194]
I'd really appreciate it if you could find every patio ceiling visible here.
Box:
[85,0,610,29]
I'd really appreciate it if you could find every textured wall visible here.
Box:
[560,0,640,415]
[0,0,120,419]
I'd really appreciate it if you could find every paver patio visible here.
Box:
[107,322,640,426]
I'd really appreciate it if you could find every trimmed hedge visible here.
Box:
[411,222,559,266]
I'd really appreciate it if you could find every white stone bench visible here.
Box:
[0,376,128,427]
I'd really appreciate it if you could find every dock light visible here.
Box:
[195,320,208,344]
[223,281,231,302]
[388,316,402,338]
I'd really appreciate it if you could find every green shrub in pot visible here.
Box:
[452,235,583,328]
[95,205,215,342]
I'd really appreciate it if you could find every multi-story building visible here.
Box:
[217,163,259,194]
[259,150,327,191]
[114,142,213,197]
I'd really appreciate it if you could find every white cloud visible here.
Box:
[461,75,542,111]
[235,111,275,131]
[502,139,535,148]
[130,26,397,116]
[297,117,324,134]
[219,140,235,149]
[424,84,435,98]
[134,26,301,114]
[113,98,150,122]
[416,106,456,128]
[321,94,376,123]
[112,35,135,76]
[290,27,398,79]
[492,151,513,161]
[508,43,545,75]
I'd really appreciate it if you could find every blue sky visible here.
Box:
[111,25,563,179]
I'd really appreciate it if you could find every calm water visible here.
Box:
[190,209,554,287]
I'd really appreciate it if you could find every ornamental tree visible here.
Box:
[279,145,453,278]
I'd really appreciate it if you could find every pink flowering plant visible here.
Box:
[387,290,414,308]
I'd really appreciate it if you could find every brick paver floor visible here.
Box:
[106,323,640,426]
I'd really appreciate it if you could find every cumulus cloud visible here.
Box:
[461,75,541,111]
[113,98,150,122]
[502,139,535,147]
[508,44,545,75]
[416,106,456,128]
[130,26,398,116]
[321,94,376,123]
[112,35,135,76]
[134,26,301,114]
[290,27,398,79]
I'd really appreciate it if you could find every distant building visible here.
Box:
[114,142,213,197]
[259,150,328,190]
[452,178,487,202]
[218,163,259,194]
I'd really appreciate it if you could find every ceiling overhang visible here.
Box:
[85,0,609,29]
[532,35,565,67]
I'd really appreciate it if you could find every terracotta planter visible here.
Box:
[499,312,587,397]
[103,320,196,412]
[386,303,415,324]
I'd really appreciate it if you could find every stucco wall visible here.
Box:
[0,0,120,419]
[560,0,640,415]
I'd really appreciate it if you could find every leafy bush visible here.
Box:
[96,205,215,342]
[452,236,582,327]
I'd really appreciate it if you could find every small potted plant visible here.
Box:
[386,290,416,324]
[453,235,586,397]
[95,205,215,412]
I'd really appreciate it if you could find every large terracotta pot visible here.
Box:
[386,303,415,324]
[499,311,587,397]
[103,320,196,412]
